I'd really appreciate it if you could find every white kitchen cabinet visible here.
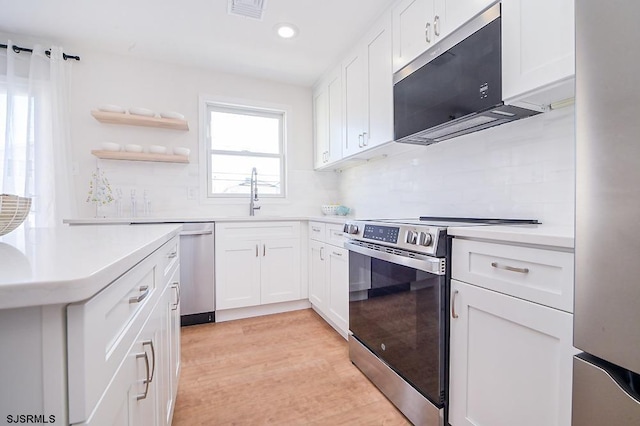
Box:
[313,67,342,169]
[67,235,181,425]
[308,221,349,338]
[215,222,302,310]
[342,13,393,157]
[392,0,496,72]
[449,236,575,426]
[502,0,575,108]
[449,279,574,426]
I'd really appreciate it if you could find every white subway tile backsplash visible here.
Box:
[339,106,575,226]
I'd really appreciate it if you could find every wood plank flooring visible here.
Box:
[172,308,411,425]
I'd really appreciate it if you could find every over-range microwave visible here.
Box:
[393,4,540,146]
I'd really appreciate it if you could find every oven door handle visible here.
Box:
[344,241,445,275]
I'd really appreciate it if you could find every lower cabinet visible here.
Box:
[449,279,574,426]
[308,222,349,338]
[215,222,302,310]
[68,236,181,426]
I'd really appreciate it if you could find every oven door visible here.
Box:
[347,241,447,407]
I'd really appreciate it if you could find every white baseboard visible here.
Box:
[215,299,311,323]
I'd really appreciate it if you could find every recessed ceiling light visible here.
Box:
[275,23,298,39]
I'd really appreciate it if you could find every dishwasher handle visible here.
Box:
[180,230,213,236]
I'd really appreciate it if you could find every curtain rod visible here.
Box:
[0,43,80,61]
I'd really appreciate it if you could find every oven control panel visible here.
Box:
[344,220,446,256]
[363,225,400,243]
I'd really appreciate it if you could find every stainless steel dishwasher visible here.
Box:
[178,222,215,326]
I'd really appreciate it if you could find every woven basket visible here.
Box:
[0,194,32,236]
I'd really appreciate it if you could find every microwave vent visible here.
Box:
[228,0,268,20]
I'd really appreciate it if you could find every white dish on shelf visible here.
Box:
[101,142,121,152]
[98,104,126,114]
[124,144,143,153]
[128,107,156,117]
[173,147,190,156]
[160,111,185,120]
[148,145,167,154]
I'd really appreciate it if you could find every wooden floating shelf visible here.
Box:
[90,110,189,131]
[91,150,190,163]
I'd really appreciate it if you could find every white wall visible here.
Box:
[338,105,575,226]
[67,49,339,218]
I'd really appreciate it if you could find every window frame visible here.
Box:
[199,95,288,200]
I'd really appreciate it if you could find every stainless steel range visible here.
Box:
[343,217,539,426]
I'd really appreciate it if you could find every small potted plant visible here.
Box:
[86,167,114,217]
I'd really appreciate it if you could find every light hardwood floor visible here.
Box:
[172,308,411,425]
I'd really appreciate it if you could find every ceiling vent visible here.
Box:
[228,0,268,21]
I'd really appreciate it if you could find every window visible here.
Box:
[204,101,286,198]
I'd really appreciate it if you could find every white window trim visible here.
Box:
[198,94,290,205]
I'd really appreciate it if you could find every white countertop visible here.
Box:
[448,224,574,249]
[64,215,351,225]
[0,224,182,309]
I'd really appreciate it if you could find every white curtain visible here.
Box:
[0,41,77,227]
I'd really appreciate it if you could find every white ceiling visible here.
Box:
[0,0,396,86]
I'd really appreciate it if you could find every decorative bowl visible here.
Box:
[160,111,185,120]
[0,194,32,236]
[148,145,167,154]
[173,147,191,156]
[101,142,121,152]
[321,205,340,215]
[124,144,143,153]
[128,107,156,117]
[98,104,126,114]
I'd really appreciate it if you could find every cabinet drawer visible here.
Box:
[309,221,326,242]
[326,223,346,247]
[160,236,179,279]
[67,243,166,424]
[217,221,301,240]
[452,239,574,312]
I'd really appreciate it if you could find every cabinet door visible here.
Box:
[309,240,327,309]
[215,239,261,309]
[365,15,393,149]
[169,279,181,412]
[342,48,366,157]
[261,238,301,304]
[313,84,329,169]
[502,0,575,103]
[327,67,343,164]
[449,280,574,426]
[327,246,349,336]
[443,0,496,35]
[392,0,434,72]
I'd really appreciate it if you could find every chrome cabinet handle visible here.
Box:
[425,22,432,43]
[167,251,178,259]
[451,290,459,319]
[434,15,440,36]
[358,133,364,148]
[332,251,343,257]
[263,244,266,257]
[135,351,151,400]
[171,282,180,310]
[129,285,150,304]
[491,262,530,274]
[362,132,368,146]
[312,226,321,232]
[320,246,324,261]
[142,340,156,383]
[255,244,259,257]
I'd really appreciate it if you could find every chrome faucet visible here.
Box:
[249,167,260,216]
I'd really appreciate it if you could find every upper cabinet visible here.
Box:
[392,0,497,73]
[343,14,394,157]
[502,0,575,108]
[313,66,342,169]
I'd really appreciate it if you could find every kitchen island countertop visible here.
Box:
[0,224,181,309]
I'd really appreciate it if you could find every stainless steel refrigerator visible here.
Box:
[574,1,640,424]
